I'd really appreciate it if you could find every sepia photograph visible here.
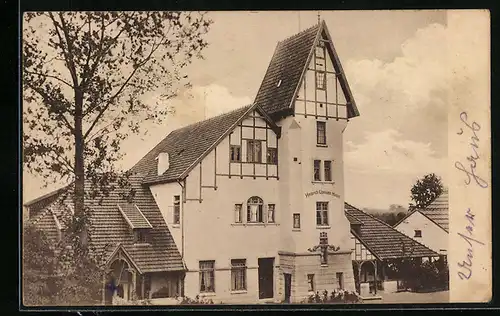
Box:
[21,10,491,307]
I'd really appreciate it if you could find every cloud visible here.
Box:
[343,23,450,157]
[117,84,251,171]
[345,129,447,177]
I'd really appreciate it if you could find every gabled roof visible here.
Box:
[27,175,185,273]
[419,189,449,232]
[131,103,281,185]
[117,203,153,229]
[345,202,438,260]
[393,189,449,233]
[253,20,359,119]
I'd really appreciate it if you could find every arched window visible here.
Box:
[247,196,264,223]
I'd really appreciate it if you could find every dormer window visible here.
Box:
[117,203,153,244]
[135,229,150,244]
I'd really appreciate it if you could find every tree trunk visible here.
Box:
[74,88,88,248]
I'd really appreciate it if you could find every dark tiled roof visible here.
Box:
[117,203,153,229]
[253,21,359,119]
[345,202,438,260]
[27,175,184,273]
[254,24,320,117]
[130,104,254,185]
[419,189,449,232]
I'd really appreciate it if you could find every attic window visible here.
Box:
[134,229,150,244]
[277,79,282,87]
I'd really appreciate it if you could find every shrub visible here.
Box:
[179,295,215,305]
[304,289,361,304]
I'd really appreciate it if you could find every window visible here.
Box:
[173,195,180,224]
[135,230,149,244]
[307,274,315,292]
[267,147,278,164]
[230,145,241,162]
[234,204,242,223]
[315,44,325,58]
[313,160,321,181]
[315,71,326,90]
[414,230,422,238]
[293,213,301,229]
[316,121,326,145]
[336,272,344,289]
[324,160,332,182]
[316,202,329,226]
[199,261,215,293]
[267,204,275,223]
[247,196,264,223]
[246,140,262,163]
[231,259,247,291]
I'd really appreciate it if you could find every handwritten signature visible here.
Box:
[455,111,488,188]
[457,208,485,280]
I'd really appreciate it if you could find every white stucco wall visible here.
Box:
[393,211,448,255]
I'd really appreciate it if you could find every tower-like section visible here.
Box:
[255,21,360,302]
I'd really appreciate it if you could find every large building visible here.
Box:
[25,21,387,304]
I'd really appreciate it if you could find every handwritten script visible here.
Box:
[455,111,488,188]
[457,208,485,280]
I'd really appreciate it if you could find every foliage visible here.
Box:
[22,11,212,305]
[23,11,213,241]
[303,289,361,304]
[22,222,105,306]
[409,173,443,209]
[390,257,449,292]
[370,211,407,226]
[178,295,215,305]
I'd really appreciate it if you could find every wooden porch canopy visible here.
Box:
[344,202,439,294]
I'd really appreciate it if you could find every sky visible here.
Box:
[23,10,454,209]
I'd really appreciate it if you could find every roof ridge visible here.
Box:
[279,23,320,44]
[170,103,254,134]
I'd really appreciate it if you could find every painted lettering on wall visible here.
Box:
[305,190,340,198]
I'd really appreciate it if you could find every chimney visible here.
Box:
[157,152,170,175]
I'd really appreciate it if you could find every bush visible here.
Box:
[179,295,215,305]
[303,289,361,304]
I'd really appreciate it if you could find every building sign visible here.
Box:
[304,190,340,198]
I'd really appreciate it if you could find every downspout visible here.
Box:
[177,179,186,265]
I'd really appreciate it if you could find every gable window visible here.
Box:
[230,145,241,162]
[293,213,301,229]
[234,204,243,223]
[316,202,329,226]
[231,259,247,291]
[199,261,215,293]
[247,196,264,223]
[307,274,315,292]
[316,121,326,145]
[313,160,321,181]
[173,195,180,225]
[324,160,332,182]
[247,140,262,163]
[135,229,149,244]
[315,71,326,90]
[414,230,422,238]
[267,204,275,223]
[336,272,344,289]
[267,147,278,164]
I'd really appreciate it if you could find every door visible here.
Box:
[284,273,292,303]
[258,257,274,299]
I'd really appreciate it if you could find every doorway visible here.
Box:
[258,257,274,299]
[284,273,292,303]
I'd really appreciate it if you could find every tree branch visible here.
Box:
[25,70,74,88]
[48,12,79,87]
[83,37,164,140]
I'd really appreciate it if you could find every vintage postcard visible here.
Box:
[21,10,491,307]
